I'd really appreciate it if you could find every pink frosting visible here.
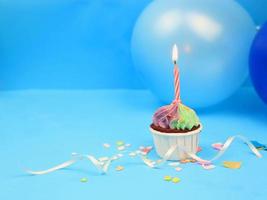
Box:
[153,101,179,128]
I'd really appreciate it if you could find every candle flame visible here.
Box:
[172,44,179,63]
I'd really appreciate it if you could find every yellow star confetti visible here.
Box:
[164,175,172,181]
[172,177,181,183]
[116,166,124,171]
[223,161,242,169]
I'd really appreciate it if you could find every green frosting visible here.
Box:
[170,103,200,130]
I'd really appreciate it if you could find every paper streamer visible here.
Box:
[27,153,114,175]
[27,135,262,175]
[141,135,262,168]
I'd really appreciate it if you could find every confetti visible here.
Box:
[190,159,197,163]
[116,166,124,171]
[223,161,242,169]
[202,164,216,170]
[197,146,202,153]
[117,154,123,158]
[180,159,191,164]
[125,143,131,147]
[111,156,119,160]
[212,143,224,151]
[168,162,180,167]
[116,141,124,146]
[103,143,110,148]
[141,146,153,155]
[117,146,125,151]
[175,167,183,172]
[80,177,88,183]
[164,175,172,181]
[197,160,211,165]
[142,158,156,168]
[129,152,137,157]
[172,177,181,183]
[99,157,109,162]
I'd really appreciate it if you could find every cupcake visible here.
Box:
[150,102,202,160]
[149,44,202,160]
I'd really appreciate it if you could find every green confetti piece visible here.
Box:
[80,177,88,183]
[116,141,124,146]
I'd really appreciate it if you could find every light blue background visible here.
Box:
[0,0,151,90]
[0,0,266,90]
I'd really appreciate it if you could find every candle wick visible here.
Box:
[174,60,177,65]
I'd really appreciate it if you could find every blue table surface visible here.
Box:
[1,88,267,200]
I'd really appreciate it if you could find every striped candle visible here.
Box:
[172,44,180,102]
[152,44,181,127]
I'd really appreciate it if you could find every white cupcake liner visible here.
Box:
[150,125,202,161]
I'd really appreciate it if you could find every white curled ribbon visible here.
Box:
[27,153,114,175]
[141,135,262,168]
[26,135,262,175]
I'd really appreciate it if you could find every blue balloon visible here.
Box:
[131,0,256,108]
[250,22,267,104]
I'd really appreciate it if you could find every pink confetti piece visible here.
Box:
[175,167,183,172]
[197,146,202,153]
[197,160,211,165]
[212,143,224,151]
[141,146,153,155]
[202,164,216,170]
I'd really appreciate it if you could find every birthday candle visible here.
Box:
[172,44,180,102]
[152,44,181,127]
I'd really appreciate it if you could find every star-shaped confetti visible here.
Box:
[223,161,242,169]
